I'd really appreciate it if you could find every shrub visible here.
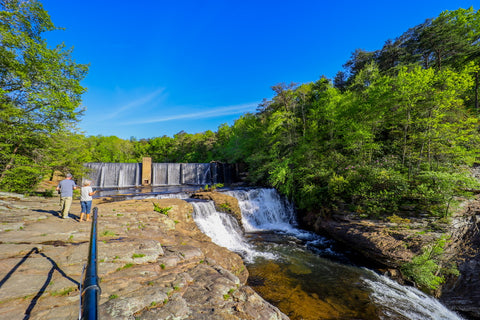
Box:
[152,202,172,215]
[400,235,451,292]
[0,165,44,193]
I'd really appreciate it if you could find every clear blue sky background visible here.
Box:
[42,0,476,139]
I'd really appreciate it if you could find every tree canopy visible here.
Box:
[0,0,88,192]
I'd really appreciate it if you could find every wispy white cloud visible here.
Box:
[104,88,166,120]
[123,102,258,125]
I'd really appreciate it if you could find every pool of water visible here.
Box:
[245,231,463,320]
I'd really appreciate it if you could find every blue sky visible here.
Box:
[42,0,476,139]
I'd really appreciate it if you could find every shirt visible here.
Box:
[58,179,76,197]
[81,186,94,201]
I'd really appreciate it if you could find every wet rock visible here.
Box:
[311,215,420,268]
[306,197,480,319]
[191,191,243,229]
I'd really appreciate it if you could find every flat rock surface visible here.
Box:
[0,193,288,320]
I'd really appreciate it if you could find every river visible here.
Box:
[93,184,464,319]
[191,188,464,320]
[84,162,467,319]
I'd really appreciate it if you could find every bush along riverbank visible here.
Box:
[304,193,480,320]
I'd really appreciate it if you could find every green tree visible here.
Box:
[0,0,88,192]
[86,135,138,163]
[145,135,174,162]
[45,130,90,180]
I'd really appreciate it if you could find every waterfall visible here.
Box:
[151,163,234,186]
[192,187,464,320]
[191,201,275,262]
[363,270,464,320]
[84,163,141,188]
[181,163,212,185]
[85,162,238,188]
[152,163,182,185]
[130,192,191,201]
[223,188,300,234]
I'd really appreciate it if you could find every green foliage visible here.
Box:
[238,56,480,218]
[0,0,88,191]
[101,230,117,237]
[219,203,231,211]
[84,135,142,163]
[42,188,55,197]
[0,164,43,193]
[50,286,75,297]
[204,183,224,191]
[387,214,411,225]
[152,203,172,215]
[401,235,451,291]
[116,263,134,271]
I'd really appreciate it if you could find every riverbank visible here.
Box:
[305,195,480,320]
[0,192,288,319]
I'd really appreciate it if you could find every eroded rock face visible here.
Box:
[439,200,480,320]
[0,194,287,320]
[305,197,480,320]
[310,214,432,269]
[191,191,243,229]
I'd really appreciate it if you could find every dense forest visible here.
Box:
[1,1,480,223]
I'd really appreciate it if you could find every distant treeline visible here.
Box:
[1,2,480,219]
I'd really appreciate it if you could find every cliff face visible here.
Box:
[305,197,480,319]
[0,192,288,320]
[440,200,480,320]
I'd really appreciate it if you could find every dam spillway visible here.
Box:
[83,161,239,188]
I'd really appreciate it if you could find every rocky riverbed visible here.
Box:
[0,192,288,320]
[306,196,480,320]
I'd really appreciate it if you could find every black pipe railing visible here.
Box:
[80,207,100,320]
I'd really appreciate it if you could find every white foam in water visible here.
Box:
[190,187,464,318]
[191,201,275,262]
[363,269,464,320]
[224,189,314,239]
[131,193,191,200]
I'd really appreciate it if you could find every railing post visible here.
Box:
[80,207,100,320]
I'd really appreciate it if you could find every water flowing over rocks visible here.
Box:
[0,192,288,320]
[305,195,480,319]
[191,191,243,230]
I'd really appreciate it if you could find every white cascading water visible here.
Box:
[193,187,464,320]
[363,269,464,320]
[86,162,236,187]
[223,188,315,239]
[151,163,216,186]
[84,163,141,188]
[223,188,296,231]
[130,192,191,200]
[191,200,275,262]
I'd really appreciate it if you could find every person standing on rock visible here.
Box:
[56,173,77,219]
[80,180,96,222]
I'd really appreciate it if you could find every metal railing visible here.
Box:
[79,207,101,320]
